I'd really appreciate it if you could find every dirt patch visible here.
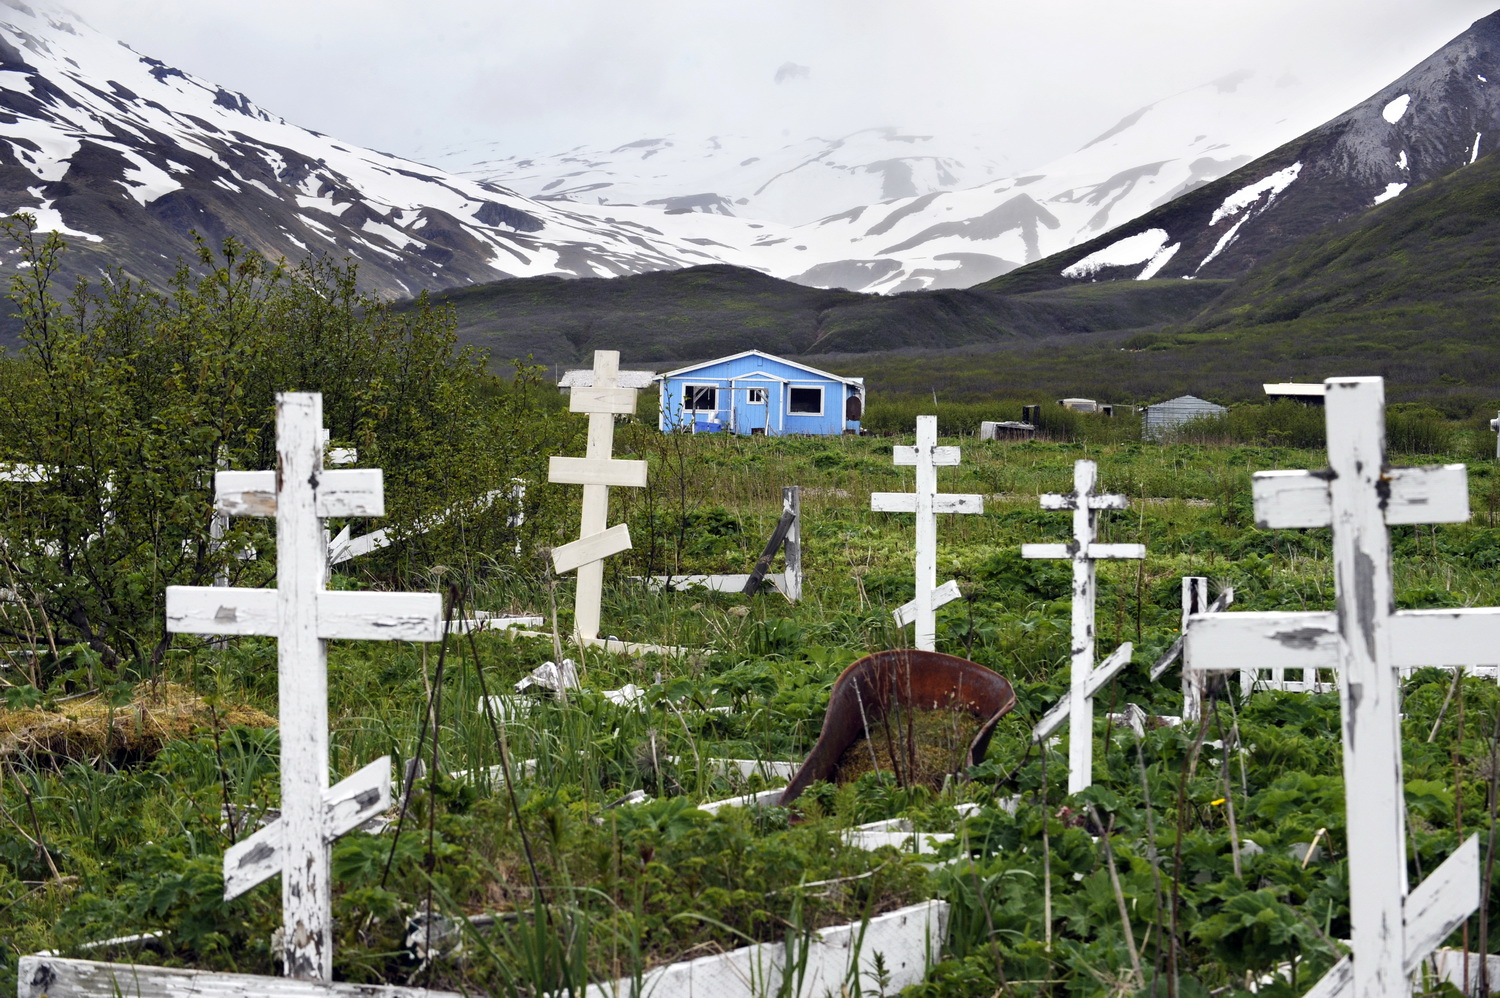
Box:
[0,681,275,763]
[831,706,984,790]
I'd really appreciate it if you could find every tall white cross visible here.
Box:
[870,415,983,651]
[1186,377,1482,998]
[164,393,443,981]
[1022,460,1144,795]
[548,350,647,643]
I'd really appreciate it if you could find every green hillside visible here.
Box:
[408,263,1228,368]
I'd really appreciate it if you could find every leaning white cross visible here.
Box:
[1186,377,1482,998]
[870,415,983,651]
[549,350,648,643]
[1022,460,1144,795]
[165,393,443,981]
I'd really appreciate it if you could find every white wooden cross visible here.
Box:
[549,350,648,643]
[164,393,443,981]
[1145,577,1235,723]
[870,415,983,651]
[1186,377,1482,998]
[1022,460,1144,794]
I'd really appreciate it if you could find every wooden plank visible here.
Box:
[893,444,960,466]
[1040,493,1129,511]
[1404,834,1481,974]
[166,589,442,641]
[1185,611,1338,674]
[275,393,333,979]
[870,493,983,515]
[216,469,385,518]
[1086,543,1146,560]
[17,956,465,998]
[548,455,648,488]
[1033,642,1134,741]
[552,523,632,575]
[1020,543,1072,560]
[223,758,390,899]
[782,486,802,603]
[1148,586,1234,680]
[1391,608,1500,666]
[1254,464,1470,529]
[742,508,797,594]
[317,592,443,642]
[894,579,961,627]
[165,586,277,636]
[569,386,638,415]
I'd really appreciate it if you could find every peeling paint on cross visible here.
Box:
[870,415,983,651]
[1022,460,1144,795]
[164,393,444,981]
[1186,377,1482,998]
[548,350,648,643]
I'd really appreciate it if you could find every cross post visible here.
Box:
[1186,377,1482,998]
[870,415,983,651]
[165,393,443,981]
[1022,460,1144,794]
[549,350,648,643]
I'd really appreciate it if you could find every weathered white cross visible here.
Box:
[1022,460,1144,794]
[548,350,648,643]
[1145,577,1235,724]
[164,393,443,981]
[870,415,983,651]
[1186,377,1482,998]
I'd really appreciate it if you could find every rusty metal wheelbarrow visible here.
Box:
[777,650,1017,807]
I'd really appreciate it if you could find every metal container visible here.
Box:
[777,650,1017,807]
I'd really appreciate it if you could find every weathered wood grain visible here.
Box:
[17,957,465,998]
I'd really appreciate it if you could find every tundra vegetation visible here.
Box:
[3,222,1500,996]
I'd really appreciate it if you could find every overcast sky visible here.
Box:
[59,0,1500,171]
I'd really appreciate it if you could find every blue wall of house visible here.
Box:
[658,352,862,436]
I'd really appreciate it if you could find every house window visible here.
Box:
[684,384,718,411]
[746,388,766,405]
[788,386,823,415]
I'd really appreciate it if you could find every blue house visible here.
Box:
[656,350,864,435]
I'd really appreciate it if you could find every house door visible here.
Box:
[733,382,769,435]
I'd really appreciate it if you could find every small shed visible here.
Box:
[655,350,864,435]
[1142,395,1227,438]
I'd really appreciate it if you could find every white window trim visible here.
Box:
[786,384,824,417]
[746,387,767,405]
[683,383,720,413]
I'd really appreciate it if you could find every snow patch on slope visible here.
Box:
[1383,94,1412,123]
[1373,182,1407,205]
[1209,163,1302,225]
[1062,228,1170,279]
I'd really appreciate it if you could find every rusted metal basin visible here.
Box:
[777,650,1017,807]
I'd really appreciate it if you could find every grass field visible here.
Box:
[6,427,1500,996]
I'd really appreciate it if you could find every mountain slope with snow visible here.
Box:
[0,0,788,299]
[435,127,1015,228]
[984,10,1500,291]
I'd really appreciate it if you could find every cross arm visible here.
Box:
[1149,588,1235,680]
[1184,610,1337,674]
[893,580,963,626]
[1039,493,1129,511]
[569,386,638,415]
[1033,642,1134,742]
[548,456,649,488]
[551,523,632,575]
[871,492,984,514]
[893,445,960,466]
[217,469,385,518]
[223,757,391,900]
[1253,464,1469,529]
[166,588,443,641]
[1301,834,1480,998]
[1021,543,1144,560]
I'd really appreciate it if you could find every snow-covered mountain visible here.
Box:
[434,127,1015,228]
[984,10,1500,290]
[0,0,784,297]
